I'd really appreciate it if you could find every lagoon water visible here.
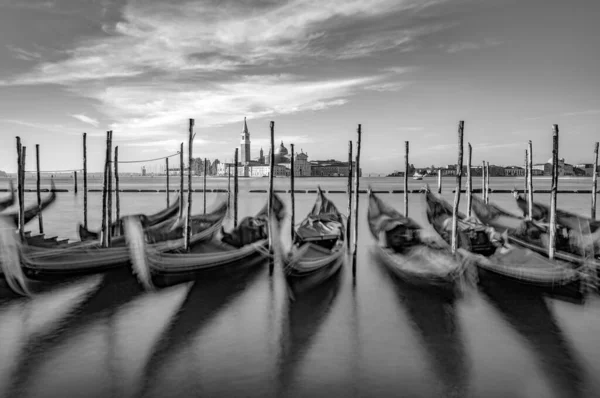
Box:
[1,176,600,398]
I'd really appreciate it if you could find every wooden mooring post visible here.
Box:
[352,124,362,278]
[524,149,529,196]
[21,146,26,236]
[451,121,464,254]
[114,146,120,226]
[290,143,296,242]
[234,149,239,228]
[466,143,472,218]
[101,131,110,247]
[592,142,599,221]
[481,160,486,201]
[203,158,207,214]
[179,143,184,219]
[106,131,113,246]
[166,157,170,207]
[15,138,23,239]
[404,141,409,216]
[227,164,231,214]
[437,169,442,194]
[485,161,490,204]
[268,121,276,275]
[36,144,43,234]
[83,132,88,229]
[548,125,559,260]
[185,119,195,251]
[528,140,533,220]
[346,141,353,249]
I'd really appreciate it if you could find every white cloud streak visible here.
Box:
[70,114,99,127]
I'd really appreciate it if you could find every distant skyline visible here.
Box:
[1,0,599,175]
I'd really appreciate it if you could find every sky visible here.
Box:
[0,0,599,175]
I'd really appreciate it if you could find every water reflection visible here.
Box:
[9,270,144,397]
[381,265,470,398]
[139,262,266,398]
[478,271,586,398]
[276,267,343,395]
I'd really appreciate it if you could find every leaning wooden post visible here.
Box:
[203,158,207,215]
[114,146,120,226]
[106,131,113,246]
[592,142,599,220]
[466,143,472,218]
[179,143,184,219]
[437,169,442,194]
[268,121,276,275]
[185,119,195,251]
[352,124,362,277]
[485,161,490,204]
[73,171,78,194]
[290,144,296,242]
[451,121,464,254]
[528,141,533,220]
[165,157,170,207]
[481,161,486,201]
[15,138,23,238]
[83,132,88,229]
[35,144,43,234]
[404,141,409,216]
[548,125,559,260]
[346,141,353,249]
[100,131,110,247]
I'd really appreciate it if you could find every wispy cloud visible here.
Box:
[70,114,99,127]
[7,45,42,61]
[444,38,502,53]
[365,81,408,92]
[562,109,600,117]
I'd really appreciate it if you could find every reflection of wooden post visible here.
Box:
[234,149,239,228]
[404,141,409,216]
[185,119,194,251]
[451,121,464,254]
[83,133,88,229]
[36,144,43,234]
[437,169,442,193]
[114,146,120,226]
[268,121,275,275]
[73,171,78,194]
[290,144,295,242]
[466,143,472,218]
[528,141,533,220]
[549,125,559,260]
[166,157,170,207]
[346,141,353,249]
[592,142,599,220]
[352,124,362,278]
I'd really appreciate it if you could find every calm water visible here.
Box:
[1,177,600,398]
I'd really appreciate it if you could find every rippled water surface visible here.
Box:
[1,176,600,398]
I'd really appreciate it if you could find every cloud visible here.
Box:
[562,109,600,117]
[364,81,408,92]
[71,114,99,127]
[445,38,502,53]
[7,45,42,61]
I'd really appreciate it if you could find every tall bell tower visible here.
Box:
[240,117,251,164]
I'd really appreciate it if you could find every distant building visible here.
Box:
[504,166,525,176]
[533,158,575,176]
[310,160,361,177]
[574,163,597,177]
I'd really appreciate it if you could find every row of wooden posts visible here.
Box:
[15,121,599,273]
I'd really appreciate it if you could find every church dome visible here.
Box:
[275,141,288,156]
